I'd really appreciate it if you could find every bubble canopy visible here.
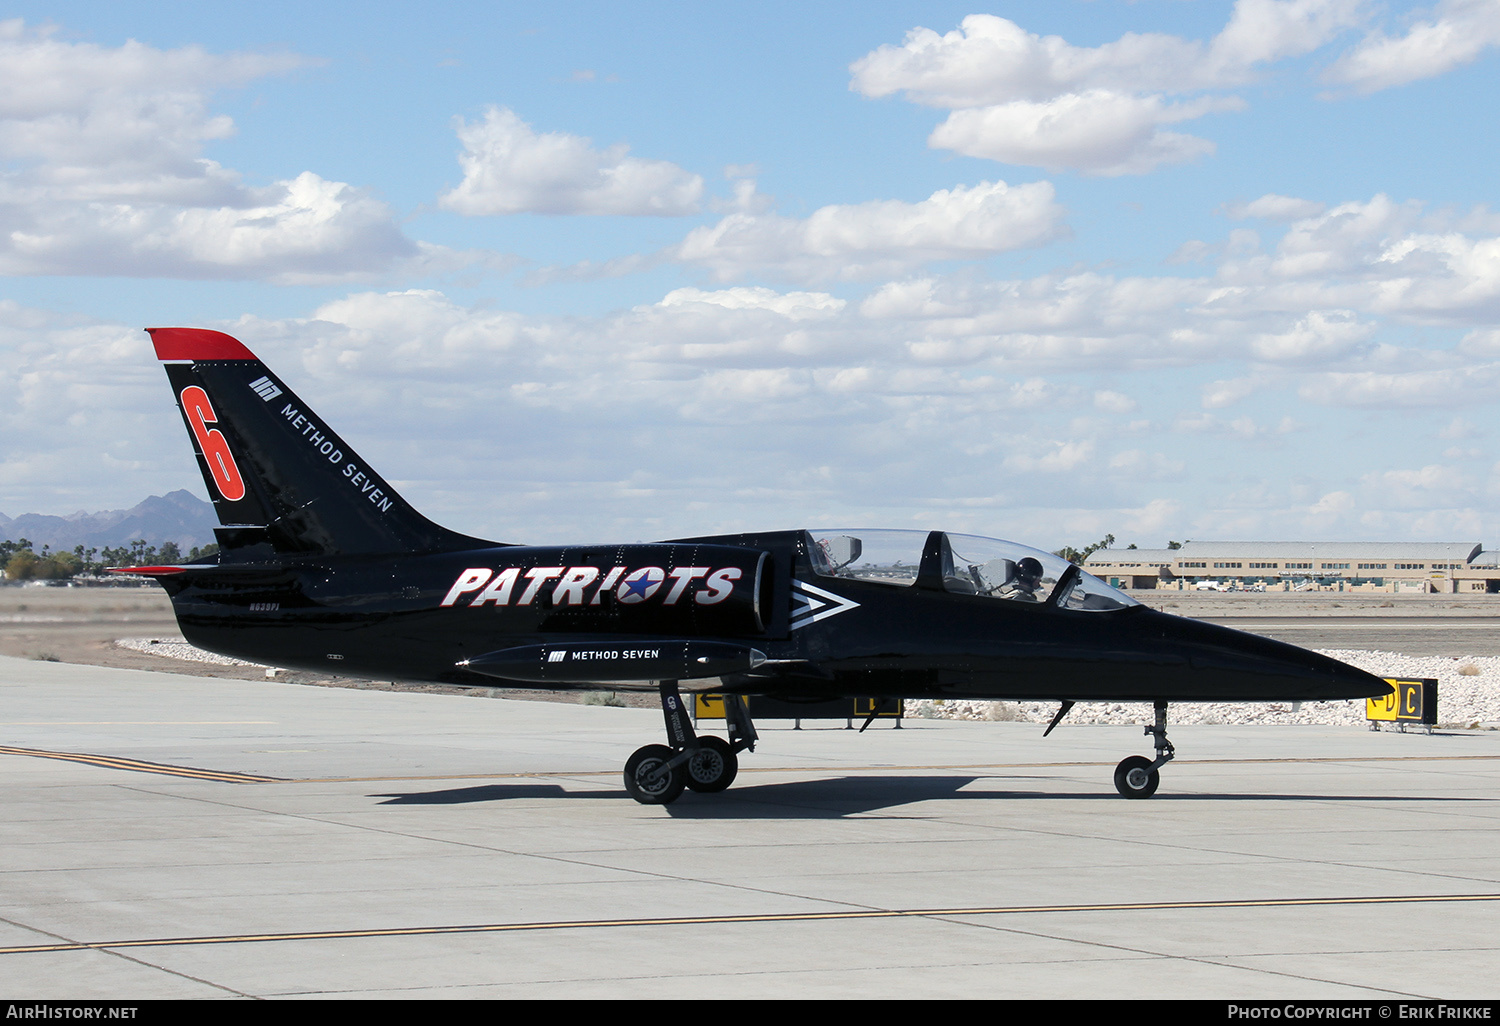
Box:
[807,529,1140,612]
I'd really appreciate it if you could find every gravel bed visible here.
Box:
[117,637,265,668]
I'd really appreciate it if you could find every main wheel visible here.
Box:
[1113,755,1160,799]
[684,736,738,793]
[624,744,685,805]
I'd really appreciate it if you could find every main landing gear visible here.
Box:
[623,680,758,805]
[1113,700,1175,799]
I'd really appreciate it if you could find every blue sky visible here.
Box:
[4,1,1500,549]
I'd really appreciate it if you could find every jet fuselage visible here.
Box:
[151,530,1385,704]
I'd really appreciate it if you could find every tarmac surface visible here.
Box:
[1,652,1498,999]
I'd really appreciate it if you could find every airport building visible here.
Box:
[1084,541,1500,593]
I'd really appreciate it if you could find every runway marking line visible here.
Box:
[0,745,282,783]
[4,892,1498,956]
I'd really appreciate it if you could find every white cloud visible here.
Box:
[1361,463,1471,507]
[1208,0,1370,71]
[848,14,1204,107]
[539,94,1498,300]
[1003,438,1095,473]
[1325,0,1500,93]
[1172,412,1276,439]
[1368,233,1500,318]
[861,272,1216,368]
[1093,390,1137,414]
[0,305,190,511]
[928,91,1230,176]
[1,172,431,283]
[823,191,1500,386]
[1108,452,1186,479]
[1308,489,1356,515]
[1202,376,1264,408]
[1300,364,1500,407]
[1245,196,1500,321]
[0,19,303,124]
[1458,328,1500,356]
[656,287,845,320]
[0,21,447,281]
[711,175,773,215]
[1249,310,1375,362]
[1122,497,1184,534]
[670,180,1065,282]
[847,4,1362,108]
[301,290,529,374]
[1440,416,1480,439]
[851,3,1365,175]
[1226,194,1328,221]
[438,107,704,216]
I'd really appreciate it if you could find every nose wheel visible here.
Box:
[1113,755,1159,798]
[1113,700,1174,799]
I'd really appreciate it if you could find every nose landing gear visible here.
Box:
[623,680,757,805]
[1114,700,1174,799]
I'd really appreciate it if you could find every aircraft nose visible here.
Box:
[1277,645,1391,701]
[1135,609,1392,701]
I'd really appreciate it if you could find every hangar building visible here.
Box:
[1084,541,1499,593]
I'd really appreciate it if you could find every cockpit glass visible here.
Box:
[1053,568,1142,611]
[807,530,923,586]
[944,533,1063,602]
[808,529,1139,612]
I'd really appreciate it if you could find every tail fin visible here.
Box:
[150,327,497,558]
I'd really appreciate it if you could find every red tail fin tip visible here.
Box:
[147,327,257,362]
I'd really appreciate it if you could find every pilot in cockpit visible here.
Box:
[998,556,1046,601]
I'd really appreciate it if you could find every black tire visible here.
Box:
[624,744,684,805]
[684,736,738,793]
[1113,755,1160,799]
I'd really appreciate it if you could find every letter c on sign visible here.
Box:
[180,386,246,501]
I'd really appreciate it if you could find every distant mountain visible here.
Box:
[0,491,218,552]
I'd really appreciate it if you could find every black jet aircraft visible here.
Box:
[123,327,1390,803]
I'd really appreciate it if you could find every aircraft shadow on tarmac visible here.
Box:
[374,783,600,804]
[374,775,1005,813]
[371,776,996,811]
[369,775,1489,816]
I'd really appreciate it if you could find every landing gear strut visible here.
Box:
[1113,700,1174,799]
[623,680,758,805]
